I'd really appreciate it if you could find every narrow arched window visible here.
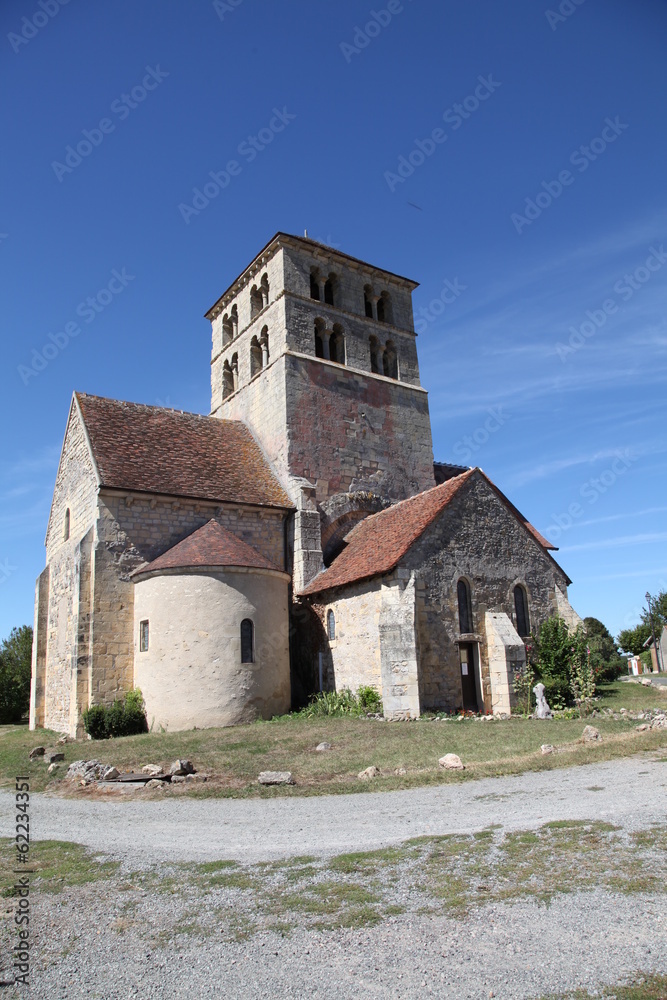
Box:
[324,275,335,306]
[230,304,238,338]
[376,297,385,322]
[63,508,70,541]
[314,320,324,358]
[260,273,269,308]
[327,609,336,641]
[250,285,262,319]
[514,585,530,638]
[241,619,254,663]
[250,336,262,378]
[383,341,398,379]
[329,325,345,365]
[310,271,320,300]
[457,579,473,634]
[222,314,233,346]
[364,284,373,318]
[222,360,234,399]
[369,335,381,374]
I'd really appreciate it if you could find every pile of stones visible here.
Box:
[28,748,210,788]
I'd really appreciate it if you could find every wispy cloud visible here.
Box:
[559,532,667,553]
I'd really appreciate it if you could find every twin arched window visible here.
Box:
[369,336,398,379]
[314,320,345,364]
[514,585,530,638]
[310,269,336,306]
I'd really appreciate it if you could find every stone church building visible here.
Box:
[30,233,581,736]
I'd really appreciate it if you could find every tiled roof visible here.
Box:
[75,393,292,508]
[299,468,556,596]
[300,470,476,596]
[132,519,282,576]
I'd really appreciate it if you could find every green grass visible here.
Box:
[2,681,664,797]
[10,819,665,940]
[542,972,667,999]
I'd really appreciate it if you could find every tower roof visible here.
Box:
[204,232,419,320]
[131,519,282,577]
[75,392,293,509]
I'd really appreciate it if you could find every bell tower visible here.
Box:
[206,232,435,588]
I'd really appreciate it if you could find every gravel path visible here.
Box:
[1,753,665,863]
[1,754,666,999]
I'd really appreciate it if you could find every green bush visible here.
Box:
[82,688,148,739]
[296,686,383,718]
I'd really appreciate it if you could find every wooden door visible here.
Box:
[459,643,478,711]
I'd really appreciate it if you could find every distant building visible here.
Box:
[30,233,581,736]
[643,625,667,673]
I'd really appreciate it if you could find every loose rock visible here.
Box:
[582,725,601,743]
[541,744,555,755]
[142,764,162,776]
[28,747,46,759]
[170,775,186,784]
[103,766,120,780]
[45,751,65,764]
[47,763,60,774]
[258,771,295,785]
[185,773,208,783]
[315,742,332,752]
[170,759,195,777]
[438,753,465,770]
[145,779,165,790]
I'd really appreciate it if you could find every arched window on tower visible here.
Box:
[324,273,335,306]
[327,609,336,641]
[230,304,238,338]
[250,284,263,319]
[240,619,254,663]
[363,284,374,318]
[382,340,398,379]
[329,325,345,365]
[314,319,325,358]
[63,508,70,541]
[369,335,381,374]
[378,291,392,324]
[457,579,473,634]
[310,270,320,301]
[222,360,234,399]
[260,273,269,309]
[250,335,262,379]
[222,313,233,347]
[260,326,269,368]
[514,585,530,638]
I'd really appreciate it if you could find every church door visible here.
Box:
[459,642,478,711]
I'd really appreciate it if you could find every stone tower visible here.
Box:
[207,233,435,589]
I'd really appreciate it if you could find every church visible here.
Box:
[29,233,581,737]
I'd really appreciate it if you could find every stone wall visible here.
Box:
[405,472,575,713]
[315,578,383,696]
[45,399,99,563]
[29,567,49,729]
[378,572,420,719]
[133,568,290,730]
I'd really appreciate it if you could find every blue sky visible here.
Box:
[1,0,665,641]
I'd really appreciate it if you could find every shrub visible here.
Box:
[296,686,382,718]
[530,616,594,711]
[0,625,33,724]
[83,688,148,739]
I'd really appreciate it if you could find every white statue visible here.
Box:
[533,682,553,719]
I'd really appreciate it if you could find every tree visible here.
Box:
[617,589,667,656]
[530,616,587,709]
[583,616,625,682]
[0,626,33,724]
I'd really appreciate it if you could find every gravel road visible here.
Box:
[1,754,665,999]
[1,754,665,864]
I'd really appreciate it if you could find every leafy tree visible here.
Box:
[529,616,582,709]
[617,589,667,656]
[583,616,626,682]
[0,626,33,724]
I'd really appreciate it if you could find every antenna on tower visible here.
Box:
[304,229,308,238]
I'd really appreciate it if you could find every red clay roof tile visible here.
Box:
[132,519,282,576]
[75,393,292,509]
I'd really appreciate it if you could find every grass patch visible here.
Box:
[2,678,664,798]
[0,838,120,894]
[542,972,667,999]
